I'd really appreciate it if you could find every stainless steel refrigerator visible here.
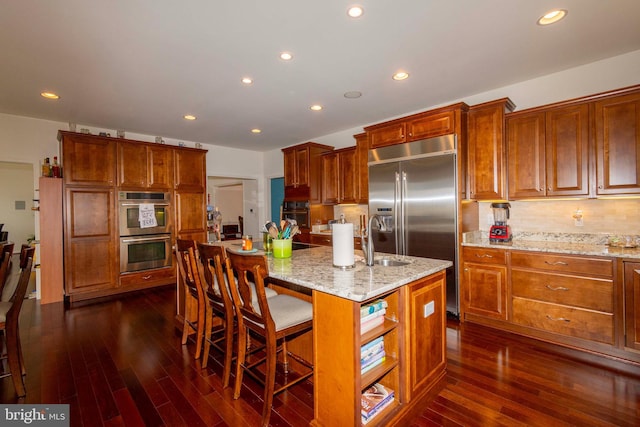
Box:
[368,134,459,317]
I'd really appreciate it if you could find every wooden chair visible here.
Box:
[2,245,34,302]
[0,242,15,296]
[197,243,279,385]
[175,239,206,359]
[0,255,33,396]
[226,251,313,427]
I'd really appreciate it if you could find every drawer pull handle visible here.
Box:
[545,285,569,291]
[475,254,494,258]
[546,315,570,323]
[544,261,568,266]
[142,275,152,280]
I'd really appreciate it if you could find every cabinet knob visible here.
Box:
[547,187,551,191]
[598,185,603,189]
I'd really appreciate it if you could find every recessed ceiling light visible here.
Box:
[537,9,567,25]
[392,72,409,81]
[184,115,197,121]
[347,6,364,18]
[40,91,59,100]
[344,91,362,99]
[251,128,262,134]
[280,52,293,61]
[241,77,253,85]
[310,105,323,111]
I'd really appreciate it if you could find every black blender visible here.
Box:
[489,202,512,243]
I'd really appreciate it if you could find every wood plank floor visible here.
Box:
[2,285,639,426]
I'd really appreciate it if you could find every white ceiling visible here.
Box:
[2,1,640,152]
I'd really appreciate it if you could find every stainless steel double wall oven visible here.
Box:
[118,191,172,273]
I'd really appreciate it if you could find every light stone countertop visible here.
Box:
[462,231,640,260]
[224,242,451,302]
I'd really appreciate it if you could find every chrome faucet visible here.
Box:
[362,215,385,266]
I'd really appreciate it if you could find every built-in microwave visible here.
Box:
[118,191,171,236]
[119,234,172,273]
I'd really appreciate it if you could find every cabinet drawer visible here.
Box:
[512,297,614,344]
[119,267,175,287]
[462,247,507,265]
[511,251,613,277]
[511,269,613,312]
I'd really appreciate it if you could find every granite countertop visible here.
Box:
[462,231,640,260]
[224,242,451,302]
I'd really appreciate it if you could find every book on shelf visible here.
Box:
[361,338,384,363]
[361,336,384,354]
[361,351,385,374]
[361,313,385,334]
[360,307,386,324]
[361,383,395,423]
[360,299,388,318]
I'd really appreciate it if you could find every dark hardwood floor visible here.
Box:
[2,285,639,426]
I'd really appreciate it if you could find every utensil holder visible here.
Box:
[272,239,292,258]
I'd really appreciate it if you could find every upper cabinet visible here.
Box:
[366,105,460,149]
[467,98,515,200]
[59,131,117,187]
[174,149,206,192]
[595,91,640,195]
[282,142,333,202]
[118,141,174,190]
[507,104,589,199]
[321,133,369,205]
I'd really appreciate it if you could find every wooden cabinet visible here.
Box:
[322,147,358,204]
[38,177,64,304]
[624,262,640,351]
[59,131,116,187]
[283,142,333,202]
[507,104,589,199]
[461,247,508,320]
[467,98,515,200]
[117,141,173,190]
[367,109,457,149]
[510,251,615,345]
[63,187,118,296]
[175,191,207,242]
[313,271,446,426]
[594,91,640,195]
[309,233,362,250]
[174,149,206,192]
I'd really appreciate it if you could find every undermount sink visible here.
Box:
[374,259,410,267]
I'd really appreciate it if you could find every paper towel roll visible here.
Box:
[332,223,355,268]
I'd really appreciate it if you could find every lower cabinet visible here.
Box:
[312,271,446,426]
[624,262,640,351]
[310,233,362,250]
[462,247,508,320]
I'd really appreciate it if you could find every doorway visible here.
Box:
[270,177,284,223]
[0,161,35,249]
[207,177,259,239]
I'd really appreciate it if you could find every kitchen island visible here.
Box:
[224,242,452,426]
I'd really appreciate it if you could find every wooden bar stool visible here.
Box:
[175,239,206,359]
[225,251,313,427]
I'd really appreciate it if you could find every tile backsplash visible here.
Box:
[478,199,640,236]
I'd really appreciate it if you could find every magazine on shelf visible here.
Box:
[361,382,395,422]
[361,339,385,363]
[360,307,386,324]
[360,299,388,317]
[361,336,384,354]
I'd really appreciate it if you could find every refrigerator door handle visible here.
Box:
[394,171,401,253]
[401,171,408,255]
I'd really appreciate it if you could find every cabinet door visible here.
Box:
[407,272,446,400]
[463,261,508,320]
[339,148,358,204]
[369,122,406,148]
[295,147,310,187]
[175,191,206,240]
[354,133,369,203]
[321,152,339,204]
[546,104,590,196]
[64,188,117,294]
[507,112,546,199]
[407,111,455,141]
[624,262,640,351]
[174,149,206,192]
[468,100,513,200]
[117,141,148,188]
[61,134,116,187]
[595,92,640,195]
[148,145,174,190]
